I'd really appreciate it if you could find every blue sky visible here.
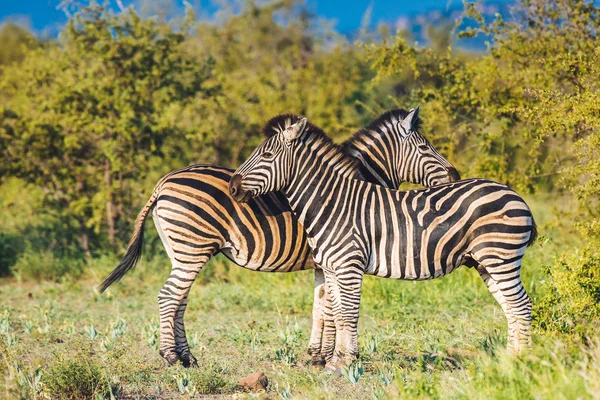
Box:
[0,0,514,37]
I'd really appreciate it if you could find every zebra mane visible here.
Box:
[341,108,423,157]
[262,114,306,138]
[262,114,362,177]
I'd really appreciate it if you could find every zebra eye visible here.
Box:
[418,144,430,152]
[262,151,275,159]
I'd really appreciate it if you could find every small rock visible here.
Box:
[238,371,268,391]
[27,292,33,299]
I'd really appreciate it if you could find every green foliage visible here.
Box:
[535,247,600,335]
[11,250,84,282]
[183,363,233,394]
[187,0,373,165]
[0,233,21,277]
[366,0,600,193]
[0,5,219,251]
[0,23,41,67]
[0,1,375,260]
[0,178,83,277]
[44,356,112,400]
[340,362,364,384]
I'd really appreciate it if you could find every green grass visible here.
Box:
[1,197,598,399]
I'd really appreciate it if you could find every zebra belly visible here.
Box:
[220,245,309,272]
[365,246,464,280]
[366,259,459,280]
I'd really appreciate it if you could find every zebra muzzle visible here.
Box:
[229,174,251,202]
[446,167,461,182]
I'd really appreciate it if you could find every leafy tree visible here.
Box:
[0,5,219,252]
[365,0,598,191]
[0,23,40,67]
[185,0,374,166]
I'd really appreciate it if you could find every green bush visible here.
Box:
[44,357,112,400]
[0,233,21,276]
[11,250,84,282]
[534,247,600,336]
[192,363,235,394]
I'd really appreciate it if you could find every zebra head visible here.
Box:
[343,106,460,187]
[229,115,308,203]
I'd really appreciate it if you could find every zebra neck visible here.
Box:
[344,134,399,189]
[352,151,398,189]
[283,149,357,237]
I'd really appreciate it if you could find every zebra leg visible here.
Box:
[481,260,532,355]
[477,266,516,353]
[320,290,337,363]
[174,293,198,368]
[322,266,364,372]
[307,269,327,366]
[307,268,336,365]
[157,255,213,366]
[153,209,217,366]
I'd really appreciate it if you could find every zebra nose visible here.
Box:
[229,174,242,197]
[446,167,461,182]
[229,174,246,201]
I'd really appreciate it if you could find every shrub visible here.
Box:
[44,357,111,400]
[11,250,84,282]
[0,233,21,276]
[173,362,234,395]
[192,365,233,395]
[534,247,600,336]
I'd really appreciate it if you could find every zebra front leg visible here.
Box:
[307,268,327,366]
[307,269,336,365]
[322,265,364,373]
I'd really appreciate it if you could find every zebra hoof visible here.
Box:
[310,358,326,368]
[159,350,180,366]
[181,353,199,368]
[324,362,343,377]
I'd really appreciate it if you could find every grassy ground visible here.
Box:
[1,196,599,399]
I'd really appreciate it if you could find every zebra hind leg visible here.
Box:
[479,259,532,355]
[477,266,516,353]
[158,251,215,367]
[320,292,337,363]
[174,293,198,367]
[153,208,218,367]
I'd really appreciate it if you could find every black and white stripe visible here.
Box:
[230,113,536,370]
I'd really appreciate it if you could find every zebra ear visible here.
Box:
[283,117,307,142]
[400,105,420,136]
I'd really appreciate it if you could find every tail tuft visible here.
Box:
[98,226,144,293]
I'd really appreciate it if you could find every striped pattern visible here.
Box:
[99,109,459,367]
[230,115,536,369]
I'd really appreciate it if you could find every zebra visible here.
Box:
[98,108,459,368]
[229,109,537,372]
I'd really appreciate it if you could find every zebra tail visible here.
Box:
[527,216,538,247]
[98,179,164,293]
